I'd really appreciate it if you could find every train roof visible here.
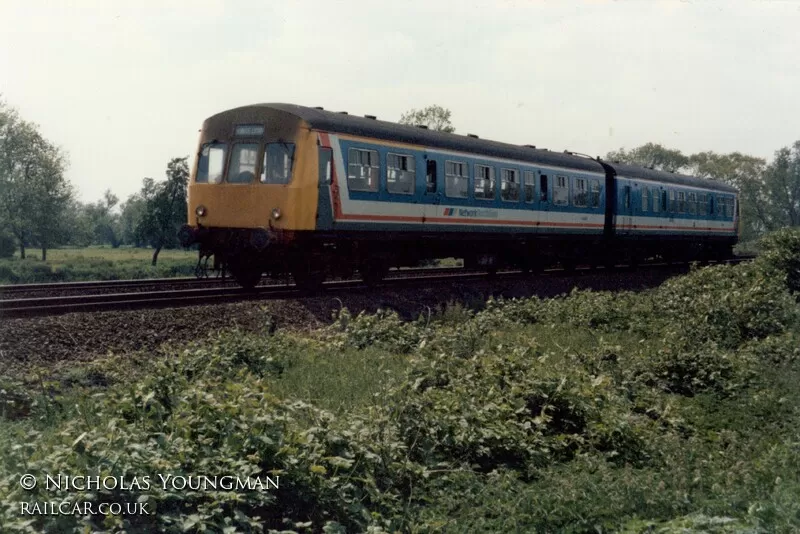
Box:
[216,104,738,194]
[245,103,607,174]
[608,162,738,193]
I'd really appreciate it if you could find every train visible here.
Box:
[178,103,740,289]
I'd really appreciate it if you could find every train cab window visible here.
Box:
[641,187,649,212]
[677,191,686,213]
[501,168,520,201]
[572,178,587,207]
[590,180,601,208]
[387,153,415,195]
[347,148,379,192]
[426,160,437,193]
[228,143,259,183]
[445,161,469,198]
[652,188,660,213]
[474,164,495,200]
[523,171,535,203]
[261,143,295,185]
[540,175,549,202]
[196,142,226,184]
[553,175,569,206]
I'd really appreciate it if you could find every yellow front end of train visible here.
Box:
[180,106,321,288]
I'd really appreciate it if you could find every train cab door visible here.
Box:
[618,183,633,235]
[316,147,334,231]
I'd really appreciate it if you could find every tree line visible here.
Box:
[0,99,188,265]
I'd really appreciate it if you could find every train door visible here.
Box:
[618,182,633,234]
[422,156,443,223]
[316,147,334,230]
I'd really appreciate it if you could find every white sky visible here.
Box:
[1,0,798,203]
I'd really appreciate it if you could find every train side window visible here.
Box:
[196,142,226,184]
[347,148,379,192]
[501,168,520,202]
[523,171,535,203]
[572,177,587,207]
[668,190,675,212]
[677,191,686,213]
[698,193,707,215]
[553,175,569,206]
[261,143,296,185]
[652,188,659,213]
[228,143,259,183]
[426,160,437,193]
[590,180,600,207]
[661,190,667,212]
[445,161,469,198]
[623,185,631,209]
[641,187,649,212]
[386,153,415,195]
[709,195,715,215]
[474,164,495,200]
[688,192,697,215]
[540,175,549,202]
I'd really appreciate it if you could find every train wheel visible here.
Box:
[360,261,388,287]
[228,260,262,290]
[292,265,326,293]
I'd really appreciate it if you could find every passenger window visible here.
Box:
[669,190,676,212]
[573,178,587,207]
[652,188,660,213]
[474,164,495,200]
[661,190,668,212]
[196,142,226,184]
[553,175,569,206]
[347,148,379,192]
[445,161,469,198]
[261,143,295,184]
[540,175,549,202]
[677,191,686,213]
[228,143,259,183]
[501,168,520,202]
[590,180,601,208]
[387,153,415,195]
[523,171,535,203]
[641,187,649,212]
[709,195,715,215]
[426,160,437,193]
[688,192,697,215]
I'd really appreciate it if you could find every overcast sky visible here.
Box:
[1,0,798,203]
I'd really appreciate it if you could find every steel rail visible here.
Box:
[0,257,752,320]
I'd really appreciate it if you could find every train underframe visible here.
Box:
[182,226,735,290]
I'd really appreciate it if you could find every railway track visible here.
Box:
[0,257,754,319]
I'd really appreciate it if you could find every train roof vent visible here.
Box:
[467,133,479,138]
[416,124,429,129]
[314,106,324,110]
[523,144,536,149]
[364,114,376,120]
[338,111,348,115]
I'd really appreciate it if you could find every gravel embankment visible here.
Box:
[1,268,685,376]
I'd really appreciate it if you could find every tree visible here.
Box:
[84,189,123,247]
[398,105,456,133]
[136,157,189,266]
[606,142,689,172]
[756,142,800,230]
[0,99,73,260]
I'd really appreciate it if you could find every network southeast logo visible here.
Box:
[443,207,498,218]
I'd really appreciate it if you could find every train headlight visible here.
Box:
[271,207,281,220]
[195,205,207,217]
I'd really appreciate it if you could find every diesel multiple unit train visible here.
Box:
[178,103,739,289]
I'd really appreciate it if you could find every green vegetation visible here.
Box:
[0,247,197,284]
[1,230,799,533]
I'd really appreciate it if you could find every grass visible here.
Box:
[1,231,799,533]
[0,246,197,284]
